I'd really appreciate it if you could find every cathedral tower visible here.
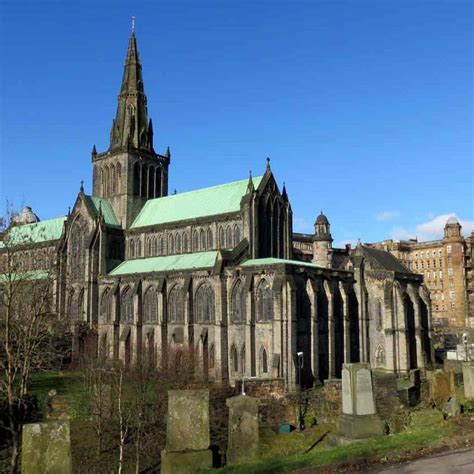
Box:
[91,30,170,227]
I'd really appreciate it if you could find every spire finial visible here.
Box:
[266,156,271,172]
[80,180,84,193]
[131,16,136,34]
[67,206,71,216]
[173,188,177,195]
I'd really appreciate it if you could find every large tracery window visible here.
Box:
[68,288,84,321]
[121,287,133,323]
[100,288,112,323]
[195,283,215,323]
[168,285,184,323]
[68,215,88,281]
[231,280,246,323]
[143,287,159,323]
[256,280,273,322]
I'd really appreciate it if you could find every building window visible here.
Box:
[143,287,159,323]
[209,344,215,369]
[200,229,206,250]
[256,280,273,322]
[195,283,215,323]
[176,233,182,253]
[130,239,135,258]
[230,345,238,372]
[207,229,213,249]
[183,233,188,252]
[234,225,241,246]
[447,245,452,254]
[260,347,268,374]
[231,279,246,323]
[121,287,133,323]
[226,226,232,248]
[193,230,199,250]
[218,226,225,247]
[168,285,184,323]
[100,288,112,323]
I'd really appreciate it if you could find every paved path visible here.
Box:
[376,447,474,473]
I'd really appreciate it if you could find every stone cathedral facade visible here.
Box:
[1,32,433,389]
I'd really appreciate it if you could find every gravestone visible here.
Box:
[336,363,384,440]
[21,421,72,474]
[161,389,212,474]
[430,369,455,406]
[462,363,474,400]
[226,395,260,464]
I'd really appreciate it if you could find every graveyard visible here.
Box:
[3,361,473,473]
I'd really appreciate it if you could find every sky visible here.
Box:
[0,0,472,245]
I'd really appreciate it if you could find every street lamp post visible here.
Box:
[297,351,304,431]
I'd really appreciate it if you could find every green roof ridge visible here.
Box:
[1,216,67,248]
[131,176,263,229]
[109,250,220,276]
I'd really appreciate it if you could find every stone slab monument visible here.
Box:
[226,395,260,464]
[462,362,474,400]
[161,389,212,474]
[21,421,72,474]
[430,369,455,406]
[337,363,384,440]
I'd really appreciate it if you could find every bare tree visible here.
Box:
[0,208,70,473]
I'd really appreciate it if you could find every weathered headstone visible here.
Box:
[462,362,474,400]
[161,389,212,474]
[430,369,455,406]
[226,395,260,464]
[442,397,461,418]
[336,363,384,439]
[21,421,72,474]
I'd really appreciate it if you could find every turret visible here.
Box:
[312,211,333,268]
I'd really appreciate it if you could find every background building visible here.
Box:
[368,218,474,329]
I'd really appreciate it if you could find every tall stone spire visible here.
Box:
[109,31,153,153]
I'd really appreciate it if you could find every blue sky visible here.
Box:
[0,0,472,245]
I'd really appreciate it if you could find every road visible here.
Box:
[376,447,474,473]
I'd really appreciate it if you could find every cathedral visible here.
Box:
[1,31,433,389]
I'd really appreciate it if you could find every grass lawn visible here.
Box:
[201,421,459,474]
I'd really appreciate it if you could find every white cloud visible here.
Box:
[390,214,474,242]
[375,210,400,222]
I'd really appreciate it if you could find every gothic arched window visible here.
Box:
[168,285,184,323]
[226,226,232,248]
[200,229,206,250]
[160,236,164,255]
[130,239,135,258]
[68,288,84,321]
[153,237,158,255]
[176,233,182,253]
[195,283,215,323]
[241,345,246,374]
[207,229,213,249]
[183,233,188,252]
[168,234,174,254]
[234,225,241,246]
[218,226,225,247]
[137,239,142,257]
[111,164,117,194]
[146,238,152,257]
[68,215,88,281]
[121,287,133,323]
[116,163,121,194]
[261,347,268,374]
[256,280,273,322]
[193,230,199,251]
[143,287,159,323]
[231,280,246,323]
[230,345,238,372]
[133,162,140,196]
[100,288,111,323]
[209,344,215,369]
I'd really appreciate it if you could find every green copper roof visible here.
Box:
[108,251,220,276]
[1,216,66,248]
[131,176,263,229]
[0,270,51,282]
[241,258,324,269]
[85,196,120,228]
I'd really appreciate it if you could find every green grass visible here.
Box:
[201,422,458,474]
